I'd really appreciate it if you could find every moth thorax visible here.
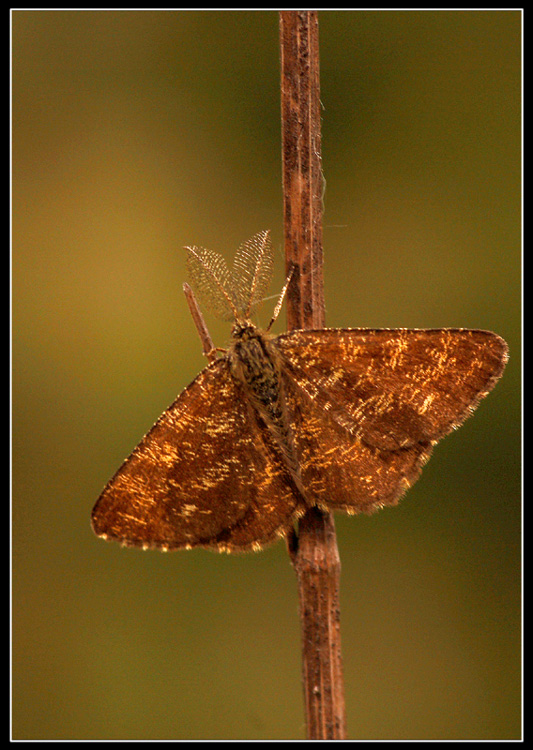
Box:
[229,325,281,412]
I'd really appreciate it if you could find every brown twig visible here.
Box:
[280,11,347,740]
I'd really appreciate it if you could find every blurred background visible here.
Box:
[12,10,521,740]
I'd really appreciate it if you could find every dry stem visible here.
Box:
[280,10,347,740]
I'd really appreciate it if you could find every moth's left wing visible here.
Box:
[92,359,305,552]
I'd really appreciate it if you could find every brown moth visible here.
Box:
[91,231,508,552]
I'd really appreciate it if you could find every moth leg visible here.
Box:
[266,264,295,331]
[183,281,218,363]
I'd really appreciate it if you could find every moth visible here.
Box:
[92,231,508,552]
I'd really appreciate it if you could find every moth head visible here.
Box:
[231,320,259,341]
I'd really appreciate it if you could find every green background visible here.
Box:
[12,10,521,740]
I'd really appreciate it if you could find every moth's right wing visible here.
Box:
[274,328,507,514]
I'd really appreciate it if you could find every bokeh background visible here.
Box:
[12,10,521,740]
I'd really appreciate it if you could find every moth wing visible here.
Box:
[276,328,508,451]
[92,359,304,552]
[274,328,507,513]
[279,366,432,513]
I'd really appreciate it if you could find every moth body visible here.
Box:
[228,321,304,497]
[91,231,508,552]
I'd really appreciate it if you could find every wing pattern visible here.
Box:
[274,328,508,513]
[92,359,306,552]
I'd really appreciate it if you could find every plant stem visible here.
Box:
[279,10,347,740]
